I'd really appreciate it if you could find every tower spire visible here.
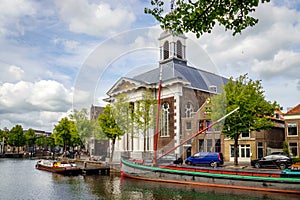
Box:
[170,0,175,12]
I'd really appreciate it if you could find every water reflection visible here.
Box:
[0,159,299,200]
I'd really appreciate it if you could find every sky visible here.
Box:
[0,0,299,132]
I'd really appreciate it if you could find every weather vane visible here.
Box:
[170,0,175,12]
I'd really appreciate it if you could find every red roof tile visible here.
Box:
[286,104,300,115]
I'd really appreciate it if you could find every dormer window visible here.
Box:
[209,85,217,93]
[177,40,183,59]
[163,41,169,60]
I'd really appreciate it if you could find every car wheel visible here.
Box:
[210,162,217,168]
[186,161,192,165]
[254,162,261,168]
[279,163,286,170]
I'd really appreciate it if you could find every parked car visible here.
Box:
[251,155,292,170]
[185,152,224,167]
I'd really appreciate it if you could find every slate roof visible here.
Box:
[132,59,228,93]
[286,104,300,115]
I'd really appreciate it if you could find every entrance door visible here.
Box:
[186,147,191,158]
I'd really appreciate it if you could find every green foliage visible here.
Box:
[98,103,125,162]
[0,128,9,143]
[145,0,270,37]
[7,125,26,152]
[53,117,80,150]
[24,128,36,147]
[69,108,100,144]
[35,136,46,147]
[282,141,290,157]
[98,104,124,141]
[135,90,157,151]
[210,74,280,165]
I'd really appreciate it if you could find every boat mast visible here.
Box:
[153,64,163,165]
[157,107,240,160]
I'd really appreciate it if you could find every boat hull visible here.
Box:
[121,158,300,194]
[36,161,81,175]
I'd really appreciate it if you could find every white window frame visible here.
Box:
[160,103,170,137]
[287,122,298,136]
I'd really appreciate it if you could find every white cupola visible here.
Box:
[158,30,187,63]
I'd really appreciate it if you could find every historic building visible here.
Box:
[89,104,108,160]
[222,110,285,162]
[284,104,300,157]
[105,30,228,161]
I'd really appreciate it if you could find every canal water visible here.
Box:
[0,158,299,200]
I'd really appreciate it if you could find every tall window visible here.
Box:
[186,121,191,130]
[199,139,204,152]
[206,139,212,152]
[176,40,183,59]
[185,102,193,118]
[289,142,298,156]
[257,142,263,159]
[206,120,213,132]
[161,103,170,137]
[199,120,204,131]
[215,139,221,152]
[287,122,298,136]
[163,41,169,60]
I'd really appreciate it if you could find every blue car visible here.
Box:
[185,152,224,167]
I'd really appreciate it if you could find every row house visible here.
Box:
[185,101,285,162]
[284,104,300,157]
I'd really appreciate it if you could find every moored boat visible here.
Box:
[121,157,300,194]
[35,160,81,175]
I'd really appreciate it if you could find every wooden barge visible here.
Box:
[121,158,300,194]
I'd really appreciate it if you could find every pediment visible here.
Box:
[107,78,142,95]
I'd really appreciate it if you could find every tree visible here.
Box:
[8,125,26,154]
[0,128,9,154]
[53,117,80,151]
[282,141,290,157]
[69,108,91,147]
[135,90,157,152]
[210,74,280,166]
[113,94,136,152]
[24,128,36,154]
[98,104,125,163]
[145,0,270,37]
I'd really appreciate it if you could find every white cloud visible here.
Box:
[0,0,36,37]
[252,50,300,79]
[0,80,72,113]
[55,0,136,37]
[0,80,73,131]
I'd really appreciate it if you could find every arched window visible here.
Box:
[161,103,170,137]
[177,40,183,59]
[185,102,193,118]
[163,41,169,60]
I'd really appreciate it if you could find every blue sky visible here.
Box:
[0,0,300,132]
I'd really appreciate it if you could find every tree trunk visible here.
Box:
[110,137,116,163]
[234,134,239,166]
[143,129,146,152]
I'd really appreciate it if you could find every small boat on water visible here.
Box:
[35,160,81,175]
[121,158,300,194]
[281,163,300,178]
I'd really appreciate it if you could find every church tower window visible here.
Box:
[177,40,183,59]
[163,41,169,60]
[161,103,170,137]
[185,102,193,118]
